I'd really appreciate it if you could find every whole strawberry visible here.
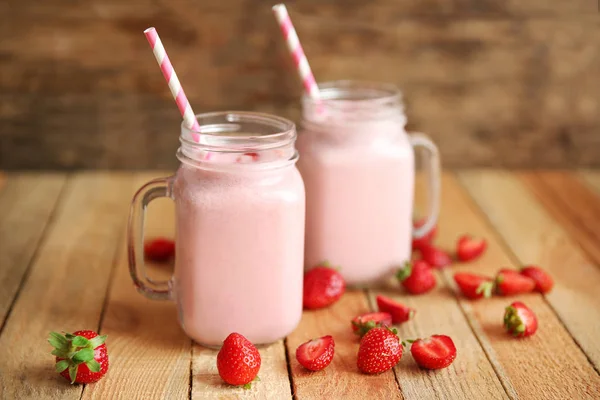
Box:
[453,272,493,299]
[144,237,175,262]
[49,330,108,384]
[412,219,437,251]
[303,264,346,309]
[520,266,554,294]
[357,327,403,374]
[396,261,436,295]
[419,245,452,268]
[456,235,487,262]
[376,295,415,324]
[217,333,261,387]
[296,335,335,372]
[495,269,535,296]
[503,301,538,337]
[351,312,393,337]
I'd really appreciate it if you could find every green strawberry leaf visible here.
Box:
[88,335,107,349]
[242,383,252,390]
[65,333,75,340]
[68,364,78,384]
[72,336,90,347]
[48,332,68,349]
[73,348,94,363]
[51,349,69,358]
[55,360,70,373]
[85,360,101,373]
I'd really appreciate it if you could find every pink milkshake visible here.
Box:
[297,81,440,286]
[128,112,305,347]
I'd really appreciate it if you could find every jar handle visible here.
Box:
[127,176,174,300]
[409,133,441,239]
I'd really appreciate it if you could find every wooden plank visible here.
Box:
[458,170,600,375]
[439,173,600,399]
[580,170,600,194]
[0,173,135,400]
[82,173,190,400]
[519,171,600,265]
[285,291,401,399]
[0,174,66,329]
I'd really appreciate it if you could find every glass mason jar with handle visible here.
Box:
[296,81,440,286]
[128,111,306,347]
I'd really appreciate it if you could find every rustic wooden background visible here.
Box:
[0,1,598,169]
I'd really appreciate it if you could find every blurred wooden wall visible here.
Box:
[0,0,598,169]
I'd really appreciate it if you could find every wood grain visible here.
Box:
[0,1,598,169]
[0,173,135,400]
[0,174,65,329]
[458,170,600,375]
[580,170,600,194]
[286,291,402,399]
[440,173,600,399]
[82,173,190,400]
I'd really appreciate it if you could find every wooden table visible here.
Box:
[1,171,600,399]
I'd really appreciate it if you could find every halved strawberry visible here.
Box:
[495,269,535,296]
[351,312,393,337]
[396,261,436,295]
[303,264,346,310]
[419,245,452,268]
[410,334,457,370]
[453,272,493,299]
[520,266,554,294]
[504,301,538,337]
[456,235,487,262]
[412,219,437,251]
[295,336,335,371]
[376,295,415,323]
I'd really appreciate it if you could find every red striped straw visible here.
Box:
[144,27,201,142]
[272,4,321,101]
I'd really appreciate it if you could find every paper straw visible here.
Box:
[144,27,201,141]
[272,4,320,100]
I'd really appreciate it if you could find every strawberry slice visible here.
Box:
[456,235,487,262]
[351,312,393,337]
[296,335,335,371]
[144,237,175,262]
[410,334,457,370]
[412,219,437,251]
[303,264,346,310]
[504,301,538,337]
[453,273,493,299]
[495,269,536,296]
[396,261,436,295]
[520,266,554,294]
[376,295,415,323]
[419,245,452,268]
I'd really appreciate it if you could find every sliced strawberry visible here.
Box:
[520,266,554,294]
[412,219,437,251]
[504,301,538,337]
[144,237,175,262]
[217,333,261,387]
[303,264,346,310]
[419,245,452,268]
[357,327,403,374]
[453,272,493,299]
[376,295,415,324]
[396,261,436,295]
[495,268,536,296]
[295,335,335,371]
[351,312,393,337]
[410,334,457,370]
[456,235,487,262]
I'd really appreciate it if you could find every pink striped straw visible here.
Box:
[272,4,321,101]
[144,27,201,142]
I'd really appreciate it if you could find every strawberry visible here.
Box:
[351,312,393,337]
[396,261,436,295]
[303,264,346,309]
[357,327,403,374]
[503,301,538,337]
[409,334,457,370]
[495,268,536,296]
[419,245,453,268]
[412,219,437,251]
[376,295,415,323]
[49,330,109,384]
[456,235,487,262]
[217,333,261,387]
[295,335,335,371]
[144,237,175,262]
[453,272,493,299]
[520,266,554,294]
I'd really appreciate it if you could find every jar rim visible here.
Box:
[302,80,402,106]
